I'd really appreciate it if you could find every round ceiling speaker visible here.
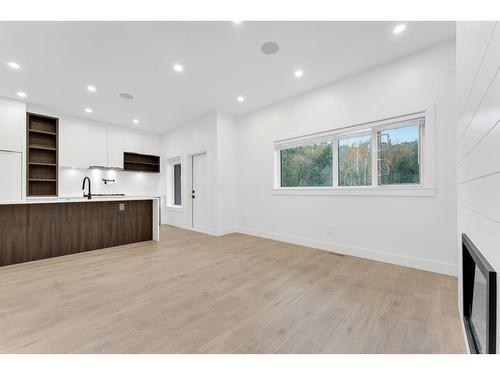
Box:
[119,92,134,100]
[261,41,280,55]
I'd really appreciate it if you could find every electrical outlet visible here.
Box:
[119,203,125,211]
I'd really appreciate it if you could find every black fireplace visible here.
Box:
[462,233,497,354]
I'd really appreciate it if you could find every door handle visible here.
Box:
[192,195,195,199]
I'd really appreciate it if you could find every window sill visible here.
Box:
[270,186,436,197]
[166,206,184,212]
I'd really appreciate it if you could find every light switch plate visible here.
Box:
[119,203,125,211]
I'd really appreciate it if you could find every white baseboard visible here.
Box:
[161,223,457,276]
[163,223,237,237]
[215,227,239,236]
[236,227,458,276]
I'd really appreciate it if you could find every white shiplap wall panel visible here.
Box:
[457,23,499,141]
[459,206,500,268]
[456,22,496,117]
[457,116,500,183]
[457,63,500,162]
[456,60,500,165]
[457,21,500,353]
[459,174,500,223]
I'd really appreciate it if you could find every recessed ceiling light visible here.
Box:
[85,108,93,113]
[294,69,304,78]
[393,24,406,34]
[233,20,242,24]
[173,64,184,72]
[7,61,20,70]
[17,91,27,98]
[133,119,140,124]
[237,96,245,103]
[87,85,96,92]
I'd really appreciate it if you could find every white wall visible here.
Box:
[160,111,239,234]
[160,112,219,232]
[235,41,457,275]
[456,21,500,352]
[216,112,239,233]
[159,42,457,275]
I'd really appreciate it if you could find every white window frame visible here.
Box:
[167,157,182,208]
[272,104,436,197]
[278,139,335,188]
[375,118,424,187]
[337,129,373,188]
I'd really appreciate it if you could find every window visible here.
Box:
[173,163,182,205]
[275,114,424,190]
[168,157,182,207]
[280,141,333,187]
[377,124,420,185]
[338,134,372,186]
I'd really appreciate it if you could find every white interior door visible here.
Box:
[192,153,208,231]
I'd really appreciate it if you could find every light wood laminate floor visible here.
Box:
[0,225,465,353]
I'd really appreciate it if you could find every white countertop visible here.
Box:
[0,196,160,205]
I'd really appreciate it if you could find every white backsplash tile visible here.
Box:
[59,167,161,198]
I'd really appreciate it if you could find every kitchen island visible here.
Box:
[0,196,159,267]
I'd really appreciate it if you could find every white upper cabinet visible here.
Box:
[0,151,22,201]
[59,119,90,169]
[143,135,160,156]
[0,99,25,152]
[123,132,144,154]
[88,125,108,167]
[59,119,157,170]
[107,128,124,168]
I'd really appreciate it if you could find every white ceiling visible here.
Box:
[0,21,455,133]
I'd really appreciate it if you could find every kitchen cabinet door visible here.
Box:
[0,151,22,201]
[88,125,108,167]
[107,128,124,168]
[0,99,24,152]
[143,135,160,156]
[59,119,90,169]
[123,132,143,154]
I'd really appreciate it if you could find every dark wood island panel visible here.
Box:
[101,200,153,248]
[0,205,29,265]
[0,200,153,267]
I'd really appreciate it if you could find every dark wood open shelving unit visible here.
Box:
[26,113,59,196]
[29,145,57,151]
[29,162,57,166]
[124,152,160,173]
[29,129,57,136]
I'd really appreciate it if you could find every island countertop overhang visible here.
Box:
[0,196,160,205]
